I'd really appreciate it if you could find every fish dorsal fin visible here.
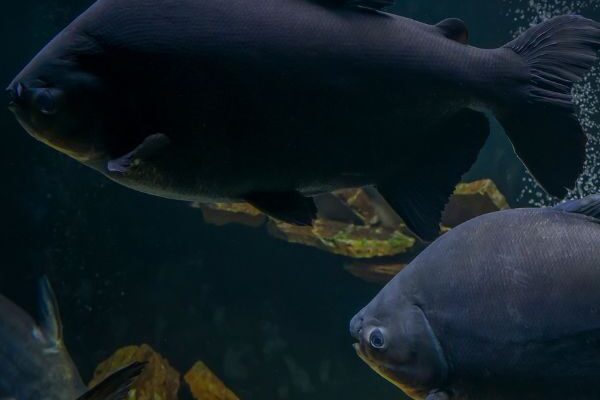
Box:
[38,276,63,348]
[316,0,394,10]
[436,18,469,44]
[76,363,146,400]
[554,195,600,220]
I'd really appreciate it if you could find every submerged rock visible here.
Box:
[346,179,510,284]
[442,180,510,228]
[89,344,180,400]
[196,187,418,258]
[185,361,240,400]
[270,219,415,258]
[90,345,239,400]
[194,179,508,262]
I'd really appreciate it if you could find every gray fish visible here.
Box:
[350,195,600,400]
[7,0,600,239]
[0,277,144,400]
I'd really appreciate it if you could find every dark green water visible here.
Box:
[1,1,600,399]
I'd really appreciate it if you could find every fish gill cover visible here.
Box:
[506,0,600,205]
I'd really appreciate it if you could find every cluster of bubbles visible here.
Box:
[504,0,600,206]
[506,0,599,34]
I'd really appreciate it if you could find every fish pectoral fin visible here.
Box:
[107,133,171,173]
[245,191,317,226]
[76,362,146,400]
[436,18,469,44]
[38,276,63,348]
[378,109,490,242]
[426,390,452,400]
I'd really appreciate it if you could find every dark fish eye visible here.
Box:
[33,89,58,115]
[369,329,386,350]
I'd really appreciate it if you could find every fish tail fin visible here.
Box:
[496,15,600,198]
[76,362,146,400]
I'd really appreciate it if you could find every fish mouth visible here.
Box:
[353,342,371,366]
[11,111,97,162]
[6,82,26,112]
[352,343,421,399]
[353,342,375,372]
[7,93,18,113]
[7,95,17,112]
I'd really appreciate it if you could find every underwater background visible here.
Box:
[1,0,600,399]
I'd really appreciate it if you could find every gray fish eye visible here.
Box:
[369,329,385,349]
[33,89,58,115]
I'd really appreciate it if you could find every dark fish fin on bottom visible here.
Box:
[313,192,364,225]
[108,133,171,173]
[379,109,490,241]
[360,186,404,228]
[245,191,317,226]
[76,362,146,400]
[554,194,600,220]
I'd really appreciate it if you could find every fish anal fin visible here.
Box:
[245,191,317,226]
[361,186,404,228]
[38,276,63,348]
[436,18,469,44]
[77,362,146,400]
[314,192,364,225]
[379,109,490,241]
[554,194,600,220]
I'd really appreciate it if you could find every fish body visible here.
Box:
[350,195,600,399]
[8,0,600,238]
[0,278,144,400]
[0,279,87,400]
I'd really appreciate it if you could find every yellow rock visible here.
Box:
[89,344,180,400]
[442,179,509,228]
[193,180,509,259]
[271,219,415,258]
[184,361,239,400]
[453,179,509,209]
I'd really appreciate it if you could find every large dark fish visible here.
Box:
[350,195,600,400]
[0,277,144,400]
[7,0,600,239]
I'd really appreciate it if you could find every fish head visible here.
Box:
[7,31,114,165]
[350,289,449,399]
